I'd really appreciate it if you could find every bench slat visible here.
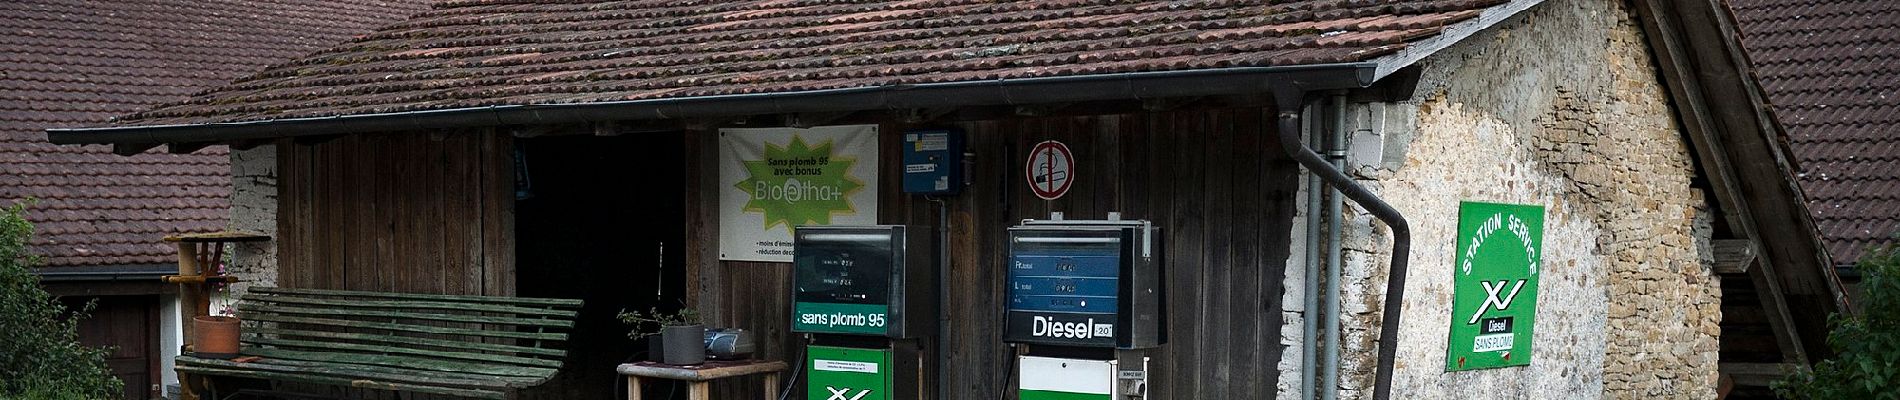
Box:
[175,364,507,400]
[242,337,562,368]
[240,347,559,378]
[243,314,567,341]
[238,304,574,328]
[177,357,522,389]
[179,356,547,387]
[248,327,565,358]
[200,287,581,399]
[243,294,578,318]
[251,287,582,307]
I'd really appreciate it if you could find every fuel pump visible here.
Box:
[792,225,935,400]
[1007,213,1164,400]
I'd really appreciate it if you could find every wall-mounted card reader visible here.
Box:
[901,129,964,195]
[1005,220,1165,349]
[792,225,936,338]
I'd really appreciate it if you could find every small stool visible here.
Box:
[619,360,787,400]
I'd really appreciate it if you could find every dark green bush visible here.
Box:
[1774,238,1900,399]
[0,202,123,399]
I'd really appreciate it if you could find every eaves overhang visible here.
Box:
[49,63,1377,147]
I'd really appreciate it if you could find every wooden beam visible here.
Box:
[895,108,958,124]
[1714,239,1756,274]
[593,121,621,136]
[510,124,588,138]
[292,134,343,146]
[780,111,855,128]
[684,117,747,131]
[1012,103,1071,117]
[1748,258,1809,364]
[1718,362,1798,387]
[1141,96,1203,112]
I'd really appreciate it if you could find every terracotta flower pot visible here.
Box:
[193,316,241,359]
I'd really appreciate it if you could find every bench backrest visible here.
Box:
[236,287,584,385]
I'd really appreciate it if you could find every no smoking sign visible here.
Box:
[1026,140,1074,200]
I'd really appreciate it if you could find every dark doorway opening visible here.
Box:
[62,294,160,400]
[515,133,687,400]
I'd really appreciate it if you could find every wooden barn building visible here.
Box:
[47,0,1847,399]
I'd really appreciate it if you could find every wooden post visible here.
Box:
[626,376,643,400]
[762,373,779,400]
[177,242,202,341]
[686,382,709,400]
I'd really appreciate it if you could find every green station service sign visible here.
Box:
[807,345,892,400]
[1447,201,1545,371]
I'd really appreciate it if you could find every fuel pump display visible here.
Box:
[794,233,894,335]
[1006,222,1164,349]
[792,225,933,400]
[792,226,931,338]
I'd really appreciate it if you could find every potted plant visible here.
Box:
[617,306,704,365]
[193,257,241,359]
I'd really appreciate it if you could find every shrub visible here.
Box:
[1774,238,1900,399]
[0,202,123,399]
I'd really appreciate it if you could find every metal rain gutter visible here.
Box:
[48,63,1377,145]
[1272,86,1411,400]
[33,264,176,282]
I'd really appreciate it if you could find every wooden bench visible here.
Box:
[174,287,584,400]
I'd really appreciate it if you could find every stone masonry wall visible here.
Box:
[228,144,278,297]
[1276,0,1721,398]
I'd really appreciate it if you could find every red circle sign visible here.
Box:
[1025,140,1075,200]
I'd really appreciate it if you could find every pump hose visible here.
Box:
[779,336,811,400]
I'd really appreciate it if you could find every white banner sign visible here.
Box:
[719,125,879,262]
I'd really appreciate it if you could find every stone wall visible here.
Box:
[228,144,278,296]
[1278,0,1721,398]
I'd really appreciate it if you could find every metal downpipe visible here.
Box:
[1273,88,1411,400]
[1301,103,1323,400]
[1321,92,1346,400]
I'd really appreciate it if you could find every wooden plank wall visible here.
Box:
[687,107,1300,399]
[275,132,515,297]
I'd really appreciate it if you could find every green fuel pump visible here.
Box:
[792,225,935,400]
[1006,213,1165,400]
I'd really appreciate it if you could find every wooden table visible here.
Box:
[618,360,787,400]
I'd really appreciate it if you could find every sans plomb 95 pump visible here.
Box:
[792,225,934,400]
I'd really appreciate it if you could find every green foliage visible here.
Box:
[0,202,124,399]
[616,305,702,341]
[1774,239,1900,399]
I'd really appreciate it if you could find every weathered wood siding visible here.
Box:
[688,107,1300,399]
[275,132,515,296]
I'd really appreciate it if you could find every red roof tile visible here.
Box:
[1730,0,1900,265]
[1,0,431,267]
[107,0,1520,126]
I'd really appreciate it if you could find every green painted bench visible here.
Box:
[175,287,584,400]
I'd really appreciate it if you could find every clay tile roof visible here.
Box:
[106,0,1524,126]
[1,0,432,267]
[1728,0,1900,265]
